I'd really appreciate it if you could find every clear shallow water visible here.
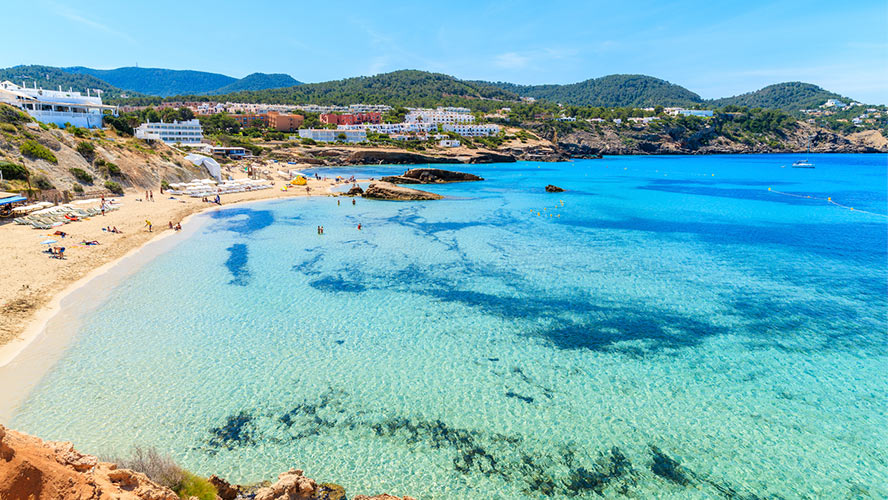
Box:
[11,155,888,499]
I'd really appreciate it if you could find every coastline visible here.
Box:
[0,178,358,422]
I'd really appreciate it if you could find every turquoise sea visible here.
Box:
[9,155,888,498]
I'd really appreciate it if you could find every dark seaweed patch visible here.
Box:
[563,447,636,496]
[487,357,499,362]
[649,446,691,486]
[208,411,254,450]
[224,243,249,286]
[505,391,534,404]
[292,253,323,276]
[334,340,345,345]
[309,275,366,293]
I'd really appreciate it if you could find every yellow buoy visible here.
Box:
[537,212,540,216]
[768,187,771,191]
[828,197,831,201]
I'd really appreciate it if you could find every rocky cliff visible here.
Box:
[0,425,415,500]
[554,121,888,156]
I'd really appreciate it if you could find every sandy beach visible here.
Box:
[0,175,356,367]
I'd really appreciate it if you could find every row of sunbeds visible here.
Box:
[14,204,119,230]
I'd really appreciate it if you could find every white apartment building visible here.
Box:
[439,139,461,147]
[405,107,475,124]
[134,119,203,144]
[298,128,367,143]
[0,81,117,128]
[338,122,438,134]
[442,123,500,137]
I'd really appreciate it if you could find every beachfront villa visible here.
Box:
[298,128,367,143]
[0,81,118,128]
[134,119,203,144]
[439,139,461,147]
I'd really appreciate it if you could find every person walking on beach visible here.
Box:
[145,219,153,232]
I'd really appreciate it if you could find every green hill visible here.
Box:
[481,75,703,107]
[0,65,136,98]
[708,82,853,111]
[198,70,519,107]
[65,66,238,97]
[208,73,301,94]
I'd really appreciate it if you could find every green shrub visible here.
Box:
[20,140,58,163]
[105,162,122,177]
[69,168,93,184]
[72,183,84,193]
[0,104,31,125]
[104,180,124,195]
[76,141,95,158]
[34,176,54,190]
[0,161,29,180]
[300,138,317,145]
[38,122,49,131]
[176,471,217,500]
[161,179,170,190]
[71,126,88,138]
[0,123,16,133]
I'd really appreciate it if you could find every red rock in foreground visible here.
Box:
[0,424,416,500]
[0,424,178,500]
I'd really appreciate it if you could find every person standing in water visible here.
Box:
[352,199,356,206]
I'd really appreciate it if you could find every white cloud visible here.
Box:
[494,52,531,69]
[45,1,136,44]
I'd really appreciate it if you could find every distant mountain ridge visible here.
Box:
[64,66,301,97]
[0,65,863,111]
[0,65,138,98]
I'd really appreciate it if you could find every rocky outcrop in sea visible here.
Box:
[380,168,483,184]
[362,182,443,201]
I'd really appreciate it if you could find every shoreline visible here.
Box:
[0,178,358,422]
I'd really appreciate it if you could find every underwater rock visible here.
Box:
[315,482,347,500]
[545,184,565,192]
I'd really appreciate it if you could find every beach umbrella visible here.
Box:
[40,239,57,245]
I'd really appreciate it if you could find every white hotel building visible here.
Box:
[134,119,203,144]
[0,81,118,128]
[442,123,501,137]
[298,129,367,143]
[338,122,438,134]
[405,107,475,125]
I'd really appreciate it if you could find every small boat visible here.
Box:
[792,138,815,168]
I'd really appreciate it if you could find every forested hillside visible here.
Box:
[208,73,301,94]
[709,82,852,111]
[481,75,704,107]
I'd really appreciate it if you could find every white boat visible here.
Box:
[792,138,815,168]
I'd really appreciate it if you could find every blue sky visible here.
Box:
[4,0,886,103]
